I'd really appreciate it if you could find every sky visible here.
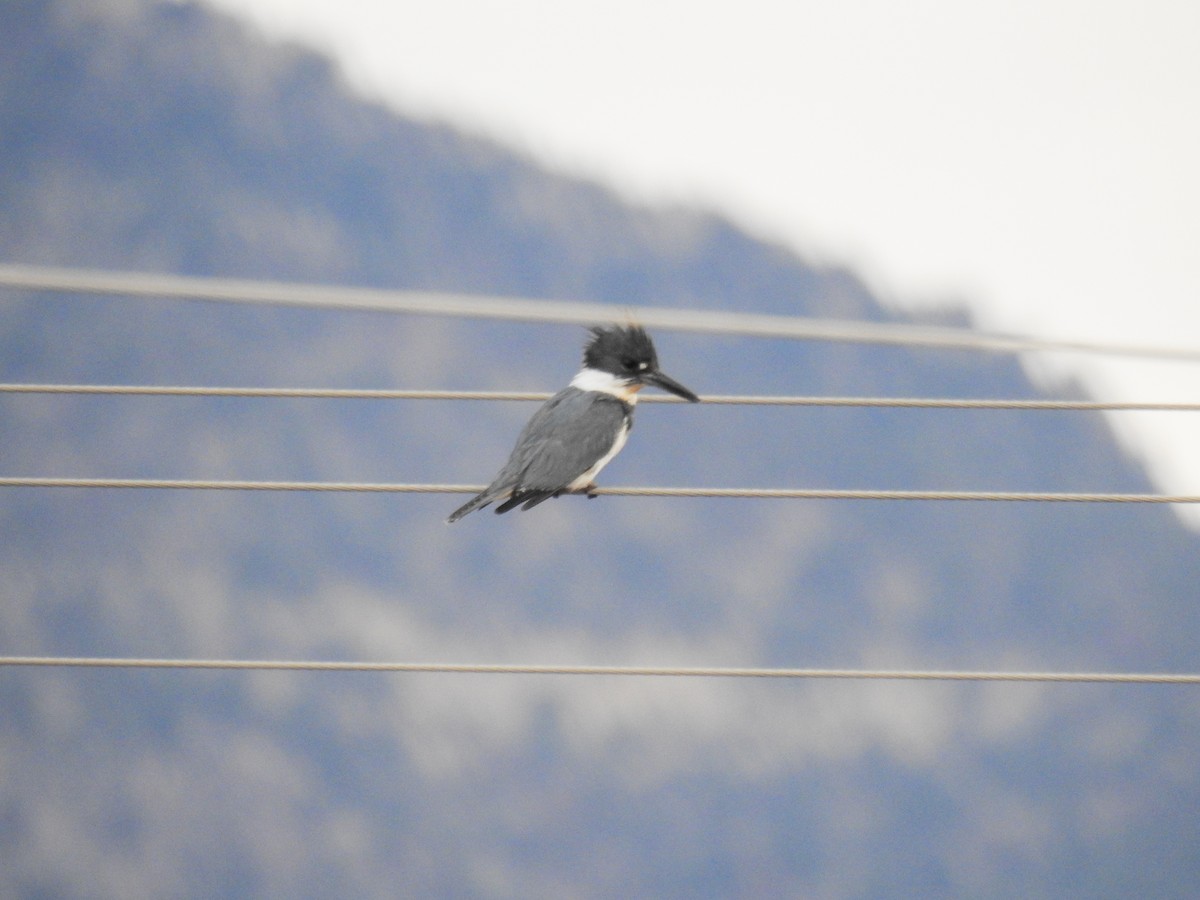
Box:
[205,0,1200,522]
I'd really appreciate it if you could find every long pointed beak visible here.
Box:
[644,370,701,402]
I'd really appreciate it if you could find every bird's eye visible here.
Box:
[623,359,640,371]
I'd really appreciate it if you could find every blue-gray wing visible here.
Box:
[499,388,630,492]
[446,387,631,521]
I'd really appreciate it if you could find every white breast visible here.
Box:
[567,419,630,491]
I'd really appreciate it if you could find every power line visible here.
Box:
[2,382,1199,411]
[2,262,1199,362]
[1,477,1197,503]
[0,384,548,402]
[1,655,1197,683]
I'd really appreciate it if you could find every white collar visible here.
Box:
[569,367,641,403]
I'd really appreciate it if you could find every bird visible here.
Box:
[447,324,700,522]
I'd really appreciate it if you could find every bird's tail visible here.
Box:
[446,489,502,524]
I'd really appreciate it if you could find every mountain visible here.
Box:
[2,1,1198,897]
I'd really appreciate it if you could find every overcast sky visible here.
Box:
[205,0,1200,522]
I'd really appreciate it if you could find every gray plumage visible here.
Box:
[446,324,699,523]
[446,387,631,521]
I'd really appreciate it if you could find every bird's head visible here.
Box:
[582,324,700,402]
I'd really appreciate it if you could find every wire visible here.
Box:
[0,655,1197,682]
[1,477,1197,502]
[3,382,1199,411]
[0,384,548,402]
[3,262,1199,362]
[5,273,1194,687]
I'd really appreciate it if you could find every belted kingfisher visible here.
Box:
[447,324,700,522]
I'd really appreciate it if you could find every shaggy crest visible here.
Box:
[582,324,657,375]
